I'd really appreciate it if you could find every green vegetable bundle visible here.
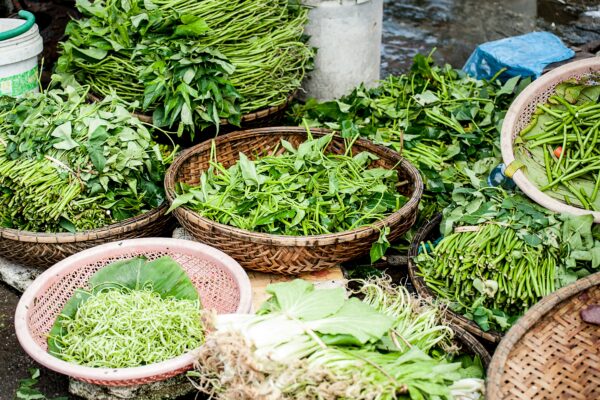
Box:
[415,186,600,332]
[290,53,529,234]
[57,0,312,135]
[191,279,485,400]
[49,257,203,368]
[515,77,600,210]
[0,81,170,232]
[169,132,409,261]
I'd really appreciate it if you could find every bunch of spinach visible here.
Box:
[290,53,530,229]
[416,185,600,332]
[169,132,408,262]
[0,79,172,232]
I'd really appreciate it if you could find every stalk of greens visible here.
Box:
[57,0,312,136]
[290,53,529,245]
[49,256,204,368]
[415,185,600,332]
[0,77,171,232]
[168,131,409,262]
[515,77,600,211]
[190,279,485,400]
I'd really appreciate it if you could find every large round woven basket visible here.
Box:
[165,127,423,275]
[501,57,600,223]
[486,271,600,399]
[0,204,173,268]
[408,214,504,343]
[15,238,253,387]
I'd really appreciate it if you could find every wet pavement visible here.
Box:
[1,0,600,398]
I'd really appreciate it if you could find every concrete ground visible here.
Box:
[1,0,599,398]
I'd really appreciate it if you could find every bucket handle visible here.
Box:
[0,11,36,42]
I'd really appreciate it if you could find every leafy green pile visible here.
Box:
[15,369,66,400]
[169,132,408,261]
[515,77,600,210]
[0,81,170,232]
[49,256,203,368]
[58,0,312,136]
[191,279,485,400]
[290,53,529,231]
[415,186,600,332]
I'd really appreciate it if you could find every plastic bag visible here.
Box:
[463,32,574,80]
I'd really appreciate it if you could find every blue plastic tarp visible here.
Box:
[463,32,575,81]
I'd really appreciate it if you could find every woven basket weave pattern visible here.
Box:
[487,273,600,399]
[165,127,423,274]
[0,205,173,268]
[408,214,503,343]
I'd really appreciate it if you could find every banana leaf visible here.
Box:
[47,256,199,357]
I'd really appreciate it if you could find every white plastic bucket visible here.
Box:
[301,0,384,102]
[0,18,43,97]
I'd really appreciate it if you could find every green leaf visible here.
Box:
[175,15,210,36]
[167,192,195,213]
[239,153,259,187]
[51,122,79,150]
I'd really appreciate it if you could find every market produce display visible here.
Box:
[48,256,203,368]
[191,278,485,400]
[290,53,529,226]
[415,186,600,332]
[0,80,171,233]
[57,0,313,135]
[168,131,409,261]
[515,77,600,211]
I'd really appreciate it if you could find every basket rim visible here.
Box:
[88,92,296,125]
[500,57,600,223]
[164,127,424,247]
[407,214,504,343]
[485,271,600,397]
[0,203,168,244]
[14,237,253,385]
[449,322,492,368]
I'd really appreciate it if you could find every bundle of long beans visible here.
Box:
[516,78,600,211]
[57,0,312,135]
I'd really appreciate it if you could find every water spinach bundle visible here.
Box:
[58,0,312,135]
[49,257,203,368]
[515,77,600,211]
[0,82,170,232]
[415,186,600,333]
[168,133,408,261]
[290,53,529,223]
[191,279,485,400]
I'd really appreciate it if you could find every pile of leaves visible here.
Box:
[0,80,171,232]
[290,53,530,240]
[416,185,600,332]
[58,0,313,136]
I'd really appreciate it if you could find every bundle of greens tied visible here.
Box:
[414,186,600,333]
[168,132,409,262]
[290,53,529,245]
[515,77,600,211]
[57,0,313,136]
[0,81,170,232]
[190,278,485,400]
[49,257,204,368]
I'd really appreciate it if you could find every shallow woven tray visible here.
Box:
[15,238,252,387]
[408,214,503,343]
[165,127,423,275]
[487,271,600,399]
[501,57,600,223]
[0,204,173,268]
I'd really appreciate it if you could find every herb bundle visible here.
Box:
[415,186,600,332]
[168,133,408,261]
[515,77,600,211]
[0,81,170,232]
[58,0,312,135]
[191,279,485,400]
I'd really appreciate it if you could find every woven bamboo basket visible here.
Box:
[450,322,492,368]
[165,127,423,275]
[0,204,173,268]
[501,57,600,223]
[408,214,504,343]
[487,271,600,399]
